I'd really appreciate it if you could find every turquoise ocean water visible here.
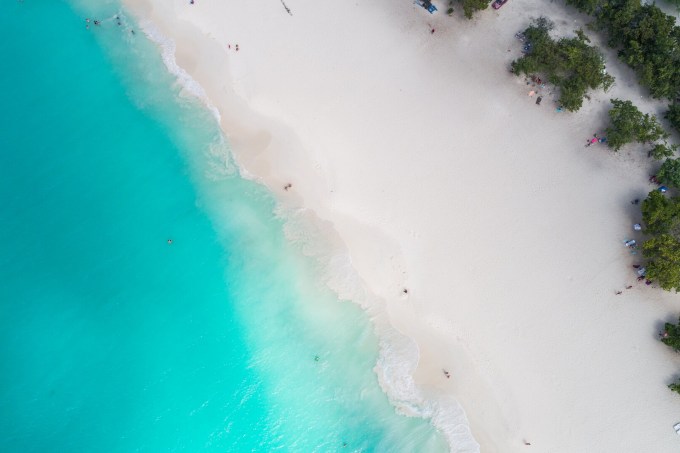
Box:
[0,1,448,451]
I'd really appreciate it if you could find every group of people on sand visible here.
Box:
[585,133,607,147]
[618,180,660,292]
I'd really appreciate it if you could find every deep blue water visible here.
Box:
[0,1,446,451]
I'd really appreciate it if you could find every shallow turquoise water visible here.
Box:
[0,2,446,451]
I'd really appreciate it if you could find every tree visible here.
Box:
[605,99,668,150]
[641,190,680,235]
[658,158,680,188]
[559,78,588,112]
[670,381,680,394]
[597,1,680,99]
[642,234,680,291]
[533,16,555,32]
[641,191,680,291]
[459,0,490,19]
[510,22,613,112]
[666,102,680,134]
[565,0,602,14]
[661,317,680,395]
[662,316,680,351]
[648,142,677,160]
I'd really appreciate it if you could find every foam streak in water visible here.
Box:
[137,18,221,123]
[279,206,481,452]
[131,11,479,451]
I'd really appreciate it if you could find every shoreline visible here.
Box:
[122,0,680,451]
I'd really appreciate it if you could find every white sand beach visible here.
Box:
[124,0,680,450]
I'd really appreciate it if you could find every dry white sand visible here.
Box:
[123,0,680,450]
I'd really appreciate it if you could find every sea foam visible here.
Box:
[280,206,481,453]
[137,18,221,123]
[136,12,480,453]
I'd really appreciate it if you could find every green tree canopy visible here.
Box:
[666,102,680,135]
[641,191,680,292]
[605,99,667,150]
[510,21,614,112]
[669,381,680,394]
[658,158,680,189]
[648,143,677,160]
[597,0,680,99]
[459,0,490,19]
[641,190,680,235]
[661,316,680,395]
[565,0,602,14]
[662,316,680,351]
[642,234,680,291]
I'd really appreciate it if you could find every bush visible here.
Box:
[642,190,680,236]
[459,0,490,19]
[597,1,680,99]
[648,143,677,160]
[565,0,602,14]
[605,99,668,150]
[643,234,680,291]
[510,21,613,112]
[670,381,680,394]
[666,102,680,134]
[662,317,680,351]
[658,158,680,188]
[661,318,680,395]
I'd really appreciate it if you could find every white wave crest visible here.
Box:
[137,19,221,123]
[205,135,237,180]
[133,12,480,451]
[375,331,481,453]
[277,205,480,453]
